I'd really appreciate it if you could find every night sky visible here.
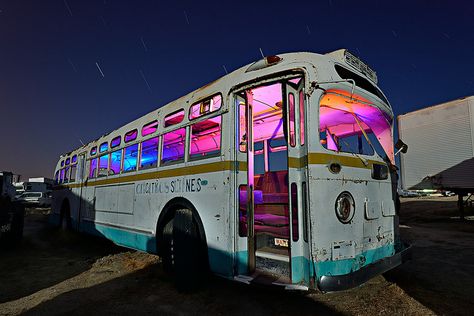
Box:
[1,0,473,179]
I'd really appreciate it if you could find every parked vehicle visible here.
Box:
[0,171,25,245]
[17,191,52,207]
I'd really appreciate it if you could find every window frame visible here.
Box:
[160,126,187,166]
[188,114,223,162]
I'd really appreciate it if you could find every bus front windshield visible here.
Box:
[319,90,394,163]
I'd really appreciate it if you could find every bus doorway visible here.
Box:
[236,79,306,283]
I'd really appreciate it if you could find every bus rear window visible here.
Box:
[164,109,184,127]
[190,116,221,160]
[162,128,185,164]
[189,94,222,120]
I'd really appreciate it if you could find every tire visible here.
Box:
[162,219,174,274]
[172,208,204,292]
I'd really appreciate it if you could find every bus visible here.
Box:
[52,49,410,291]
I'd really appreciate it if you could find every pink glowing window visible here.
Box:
[65,158,70,165]
[288,93,296,147]
[90,147,97,156]
[299,91,305,146]
[142,120,158,136]
[89,158,98,178]
[189,94,222,120]
[99,142,108,153]
[319,90,394,162]
[124,129,138,143]
[289,77,302,85]
[161,128,186,164]
[140,137,159,169]
[111,136,121,148]
[164,109,184,127]
[72,155,77,164]
[190,116,221,160]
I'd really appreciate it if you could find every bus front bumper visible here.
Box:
[317,243,412,292]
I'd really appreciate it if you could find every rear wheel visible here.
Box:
[172,208,205,292]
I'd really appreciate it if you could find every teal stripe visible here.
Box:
[81,221,157,253]
[315,244,395,277]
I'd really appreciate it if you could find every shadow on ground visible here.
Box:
[0,213,123,303]
[23,263,341,316]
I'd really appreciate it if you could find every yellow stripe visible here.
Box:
[55,154,381,190]
[308,153,378,169]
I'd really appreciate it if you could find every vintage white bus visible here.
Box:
[52,49,410,291]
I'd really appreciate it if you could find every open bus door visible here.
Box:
[234,77,311,287]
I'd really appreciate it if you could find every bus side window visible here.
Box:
[140,137,159,169]
[123,143,139,173]
[98,154,109,177]
[189,115,221,160]
[110,149,122,175]
[70,164,77,182]
[60,168,65,183]
[161,128,186,165]
[89,158,98,178]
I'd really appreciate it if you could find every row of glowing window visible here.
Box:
[86,94,222,158]
[88,116,222,178]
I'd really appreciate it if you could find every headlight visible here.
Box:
[335,192,355,224]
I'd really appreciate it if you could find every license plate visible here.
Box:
[274,238,288,247]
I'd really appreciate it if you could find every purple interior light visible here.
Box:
[111,136,121,148]
[72,155,77,164]
[125,129,138,143]
[65,158,70,165]
[61,160,64,167]
[190,116,221,158]
[142,120,158,136]
[90,146,97,156]
[162,128,185,163]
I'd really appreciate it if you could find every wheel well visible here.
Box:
[156,198,207,257]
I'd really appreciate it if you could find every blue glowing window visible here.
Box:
[72,155,77,164]
[140,137,159,169]
[123,144,139,172]
[65,158,70,165]
[162,128,185,165]
[99,142,108,153]
[60,160,64,167]
[60,168,65,183]
[111,136,121,148]
[98,154,109,177]
[90,147,97,156]
[110,150,122,175]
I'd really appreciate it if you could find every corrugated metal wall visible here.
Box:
[398,97,474,190]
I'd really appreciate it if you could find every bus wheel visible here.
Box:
[60,202,71,231]
[161,219,174,274]
[172,208,202,292]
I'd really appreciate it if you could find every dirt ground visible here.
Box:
[1,197,473,316]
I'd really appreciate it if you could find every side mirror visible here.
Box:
[395,139,408,155]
